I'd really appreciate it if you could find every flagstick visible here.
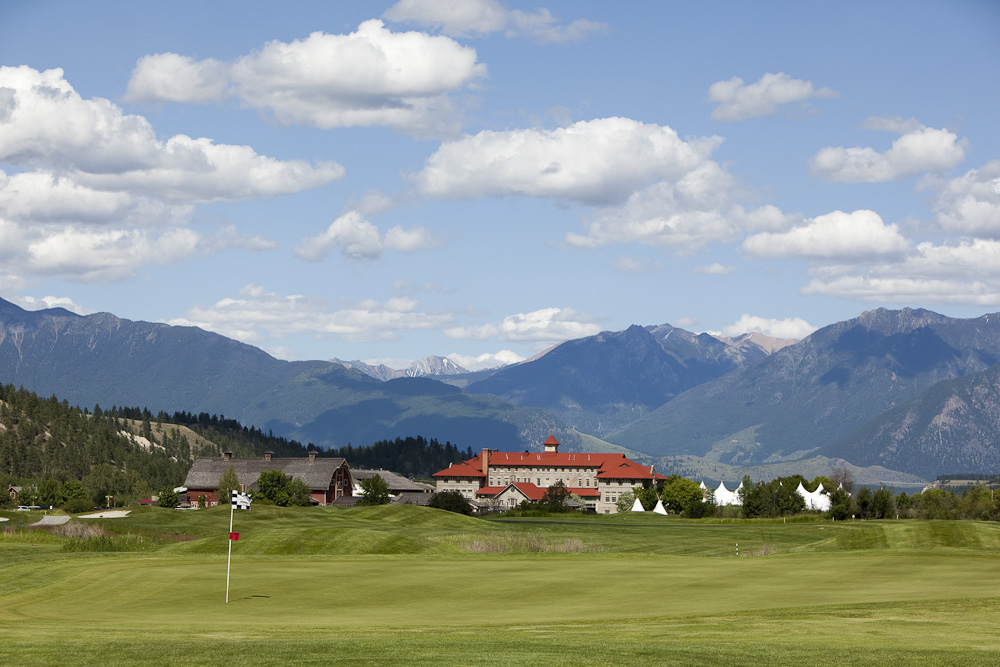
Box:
[226,495,234,604]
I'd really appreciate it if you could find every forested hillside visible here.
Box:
[0,383,471,508]
[0,384,190,506]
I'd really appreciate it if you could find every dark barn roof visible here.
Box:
[351,468,434,494]
[184,456,349,492]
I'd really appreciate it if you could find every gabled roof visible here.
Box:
[184,456,349,491]
[432,461,486,477]
[352,469,434,493]
[595,459,666,480]
[476,484,601,500]
[434,450,664,481]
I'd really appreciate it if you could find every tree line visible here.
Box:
[326,436,474,479]
[618,471,1000,522]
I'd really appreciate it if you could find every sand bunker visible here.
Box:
[78,510,131,519]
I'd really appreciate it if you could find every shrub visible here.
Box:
[62,497,94,514]
[428,490,473,515]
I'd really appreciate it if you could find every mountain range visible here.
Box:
[1,295,998,480]
[0,298,562,451]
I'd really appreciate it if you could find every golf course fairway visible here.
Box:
[2,505,999,665]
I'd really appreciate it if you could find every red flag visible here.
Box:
[229,532,240,541]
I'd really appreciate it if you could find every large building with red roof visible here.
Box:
[432,435,666,513]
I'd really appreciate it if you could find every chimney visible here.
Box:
[480,448,490,478]
[264,450,273,462]
[308,451,317,462]
[222,451,232,462]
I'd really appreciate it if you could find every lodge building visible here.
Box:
[432,435,666,513]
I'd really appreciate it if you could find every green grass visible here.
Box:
[3,506,1000,665]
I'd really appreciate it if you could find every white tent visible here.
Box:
[652,499,668,515]
[796,482,831,511]
[714,480,743,506]
[630,497,645,512]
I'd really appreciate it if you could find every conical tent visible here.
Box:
[652,499,667,515]
[630,497,645,512]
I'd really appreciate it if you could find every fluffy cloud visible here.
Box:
[11,295,88,314]
[566,164,798,249]
[446,349,524,371]
[742,209,911,260]
[416,117,722,205]
[0,66,338,281]
[802,275,1000,306]
[720,314,816,340]
[801,239,1000,306]
[810,119,966,182]
[923,160,1000,238]
[295,211,437,262]
[383,0,607,42]
[123,53,229,104]
[0,171,190,226]
[171,285,456,346]
[445,306,602,343]
[125,21,486,136]
[21,226,202,282]
[708,72,837,121]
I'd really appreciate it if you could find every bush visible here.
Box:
[428,490,473,515]
[62,496,94,514]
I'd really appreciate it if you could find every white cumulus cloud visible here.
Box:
[126,20,486,137]
[0,66,338,282]
[708,72,837,121]
[124,53,230,104]
[445,306,602,343]
[295,211,437,262]
[801,238,1000,307]
[416,117,722,206]
[446,349,524,371]
[720,314,816,339]
[566,165,798,250]
[742,209,911,260]
[922,160,1000,238]
[810,119,967,182]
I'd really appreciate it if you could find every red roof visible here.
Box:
[543,435,560,446]
[476,484,602,500]
[434,450,663,480]
[432,461,486,478]
[476,482,546,501]
[595,460,667,480]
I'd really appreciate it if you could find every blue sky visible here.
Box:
[1,0,998,369]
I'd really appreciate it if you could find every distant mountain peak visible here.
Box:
[331,355,471,381]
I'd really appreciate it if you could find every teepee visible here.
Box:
[630,497,645,512]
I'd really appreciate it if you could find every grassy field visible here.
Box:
[1,505,999,665]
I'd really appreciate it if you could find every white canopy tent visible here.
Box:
[796,482,832,511]
[713,480,743,506]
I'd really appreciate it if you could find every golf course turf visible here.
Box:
[2,505,999,665]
